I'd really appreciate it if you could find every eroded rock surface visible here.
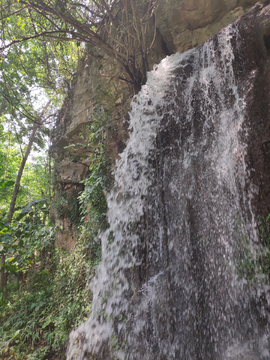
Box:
[57,161,88,184]
[51,0,260,248]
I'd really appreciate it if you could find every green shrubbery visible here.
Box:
[237,215,270,283]
[0,239,95,359]
[0,109,112,359]
[0,194,106,359]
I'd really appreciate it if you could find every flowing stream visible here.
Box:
[67,14,270,360]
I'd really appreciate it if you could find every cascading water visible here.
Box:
[67,4,270,359]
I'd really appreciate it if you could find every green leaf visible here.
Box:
[0,180,14,189]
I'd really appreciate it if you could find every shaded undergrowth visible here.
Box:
[0,106,112,359]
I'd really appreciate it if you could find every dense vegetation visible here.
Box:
[1,1,270,359]
[0,0,140,358]
[0,114,110,359]
[0,0,158,92]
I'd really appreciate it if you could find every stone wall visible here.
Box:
[156,0,258,53]
[51,0,260,249]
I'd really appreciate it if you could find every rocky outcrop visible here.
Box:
[51,0,261,248]
[57,161,88,184]
[156,0,258,53]
[67,3,270,358]
[52,0,260,159]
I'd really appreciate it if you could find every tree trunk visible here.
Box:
[0,122,41,298]
[0,254,6,299]
[7,122,40,223]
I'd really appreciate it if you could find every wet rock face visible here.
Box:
[237,4,270,219]
[133,7,270,358]
[144,5,270,358]
[145,6,270,358]
[67,3,270,360]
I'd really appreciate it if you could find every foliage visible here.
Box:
[54,186,82,226]
[96,81,128,109]
[62,104,113,230]
[0,210,97,359]
[0,181,16,267]
[0,2,82,223]
[0,1,134,358]
[0,24,81,119]
[0,107,111,357]
[0,0,158,92]
[0,129,23,211]
[0,130,53,215]
[0,244,94,360]
[237,215,270,283]
[79,107,112,226]
[20,155,53,203]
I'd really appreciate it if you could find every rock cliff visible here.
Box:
[51,0,259,248]
[67,3,270,358]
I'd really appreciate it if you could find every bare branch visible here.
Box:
[99,0,117,27]
[71,2,103,21]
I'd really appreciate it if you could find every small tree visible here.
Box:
[0,101,54,297]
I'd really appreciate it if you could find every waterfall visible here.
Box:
[67,5,270,360]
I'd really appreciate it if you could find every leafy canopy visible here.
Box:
[0,0,158,92]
